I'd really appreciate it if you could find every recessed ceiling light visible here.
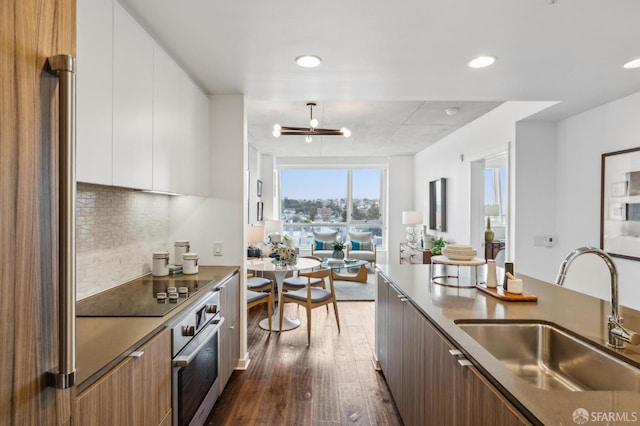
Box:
[445,108,459,116]
[468,56,496,69]
[623,58,640,69]
[295,55,322,68]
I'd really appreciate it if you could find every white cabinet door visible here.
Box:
[76,0,113,185]
[153,46,182,192]
[173,76,210,196]
[112,3,153,190]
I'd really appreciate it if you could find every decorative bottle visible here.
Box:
[484,216,495,243]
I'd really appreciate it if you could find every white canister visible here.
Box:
[182,253,199,275]
[152,251,170,276]
[486,259,498,288]
[174,240,190,266]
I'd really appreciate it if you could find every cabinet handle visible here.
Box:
[129,351,144,358]
[449,349,463,356]
[458,359,473,367]
[399,298,408,302]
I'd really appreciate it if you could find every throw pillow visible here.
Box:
[350,240,372,251]
[315,240,332,250]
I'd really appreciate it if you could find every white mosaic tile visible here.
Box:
[75,183,170,300]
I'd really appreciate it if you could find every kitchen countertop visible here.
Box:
[377,264,640,426]
[75,265,239,392]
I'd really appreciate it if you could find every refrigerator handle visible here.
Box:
[46,55,77,389]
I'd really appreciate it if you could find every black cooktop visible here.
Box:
[76,276,211,317]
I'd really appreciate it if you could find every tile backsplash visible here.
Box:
[76,183,170,300]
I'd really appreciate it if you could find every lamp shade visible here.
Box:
[484,204,500,216]
[263,220,283,236]
[247,224,265,244]
[402,211,423,225]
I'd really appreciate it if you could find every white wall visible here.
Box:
[388,156,415,263]
[169,95,247,267]
[414,102,555,253]
[514,122,558,279]
[517,90,640,310]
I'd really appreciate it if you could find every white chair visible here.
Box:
[346,231,376,267]
[310,230,338,259]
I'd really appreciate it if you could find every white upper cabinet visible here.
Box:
[112,3,153,190]
[173,76,210,196]
[76,0,113,185]
[77,0,210,195]
[152,46,182,193]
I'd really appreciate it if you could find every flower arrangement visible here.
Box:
[331,241,345,251]
[269,244,297,266]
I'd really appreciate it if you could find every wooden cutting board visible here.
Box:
[476,283,538,302]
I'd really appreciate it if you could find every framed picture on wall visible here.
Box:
[257,179,263,198]
[601,147,640,261]
[429,178,447,232]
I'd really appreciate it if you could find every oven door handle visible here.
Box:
[173,317,225,368]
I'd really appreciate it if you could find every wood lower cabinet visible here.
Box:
[376,275,530,426]
[75,328,172,426]
[399,243,433,264]
[218,273,240,390]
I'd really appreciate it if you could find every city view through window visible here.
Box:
[280,168,384,248]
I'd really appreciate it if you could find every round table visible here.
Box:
[247,257,320,331]
[430,255,486,288]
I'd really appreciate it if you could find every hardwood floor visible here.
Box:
[206,301,402,425]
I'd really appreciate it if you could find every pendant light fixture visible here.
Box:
[272,102,351,143]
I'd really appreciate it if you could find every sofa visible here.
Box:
[311,230,338,259]
[346,231,376,267]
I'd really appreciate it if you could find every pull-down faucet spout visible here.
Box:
[556,246,639,349]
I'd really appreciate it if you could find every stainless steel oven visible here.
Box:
[170,290,224,426]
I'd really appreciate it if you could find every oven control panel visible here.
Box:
[170,290,220,357]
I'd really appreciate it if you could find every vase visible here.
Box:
[332,249,345,259]
[484,216,495,243]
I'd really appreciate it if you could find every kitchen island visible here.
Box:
[376,264,640,425]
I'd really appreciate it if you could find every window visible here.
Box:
[484,166,507,225]
[279,167,384,248]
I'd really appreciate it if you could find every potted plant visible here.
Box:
[331,241,345,259]
[429,237,447,255]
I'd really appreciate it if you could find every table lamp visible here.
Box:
[402,211,423,245]
[247,224,265,257]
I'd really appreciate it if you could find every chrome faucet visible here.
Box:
[556,246,639,349]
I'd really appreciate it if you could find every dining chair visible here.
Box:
[279,267,340,345]
[247,275,273,292]
[247,288,273,331]
[283,256,324,292]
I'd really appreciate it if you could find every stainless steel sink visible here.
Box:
[456,321,640,391]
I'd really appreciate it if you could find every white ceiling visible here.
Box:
[119,0,640,157]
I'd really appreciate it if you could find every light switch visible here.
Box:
[213,241,223,256]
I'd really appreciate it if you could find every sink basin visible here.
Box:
[456,320,640,391]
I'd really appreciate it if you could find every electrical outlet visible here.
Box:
[213,241,223,256]
[545,236,555,247]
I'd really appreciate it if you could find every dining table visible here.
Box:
[247,257,320,331]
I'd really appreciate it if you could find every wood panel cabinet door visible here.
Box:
[1,0,75,423]
[386,285,404,408]
[375,273,390,372]
[75,328,172,426]
[112,2,153,190]
[400,302,429,425]
[219,274,240,390]
[456,365,531,426]
[134,328,172,426]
